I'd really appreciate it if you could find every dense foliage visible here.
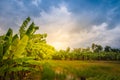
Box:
[0,17,55,80]
[53,44,120,60]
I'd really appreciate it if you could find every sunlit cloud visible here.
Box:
[33,4,120,49]
[33,4,78,49]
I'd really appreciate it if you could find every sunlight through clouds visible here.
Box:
[34,4,120,49]
[34,4,77,49]
[0,0,120,49]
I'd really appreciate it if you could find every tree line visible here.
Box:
[52,44,120,60]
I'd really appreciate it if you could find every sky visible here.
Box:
[0,0,120,49]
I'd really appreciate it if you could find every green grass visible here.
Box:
[30,60,120,80]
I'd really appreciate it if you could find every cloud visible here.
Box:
[76,23,120,48]
[0,1,120,50]
[33,4,120,49]
[33,4,79,49]
[106,6,120,28]
[0,27,5,35]
[13,0,24,7]
[32,0,41,7]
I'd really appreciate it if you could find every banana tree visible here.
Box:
[0,17,40,80]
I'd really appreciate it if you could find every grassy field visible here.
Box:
[29,60,120,80]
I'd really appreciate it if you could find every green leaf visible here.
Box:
[13,35,29,58]
[19,17,31,39]
[3,28,13,55]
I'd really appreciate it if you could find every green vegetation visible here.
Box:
[0,17,120,80]
[26,60,120,80]
[53,44,120,61]
[0,17,55,80]
[47,60,120,80]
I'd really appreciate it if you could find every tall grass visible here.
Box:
[27,60,120,80]
[38,60,120,80]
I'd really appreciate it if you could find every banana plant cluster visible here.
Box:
[26,33,55,60]
[0,17,41,80]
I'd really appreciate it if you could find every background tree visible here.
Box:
[104,46,111,52]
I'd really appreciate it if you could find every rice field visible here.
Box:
[30,60,120,80]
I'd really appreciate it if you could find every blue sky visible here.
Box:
[0,0,120,49]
